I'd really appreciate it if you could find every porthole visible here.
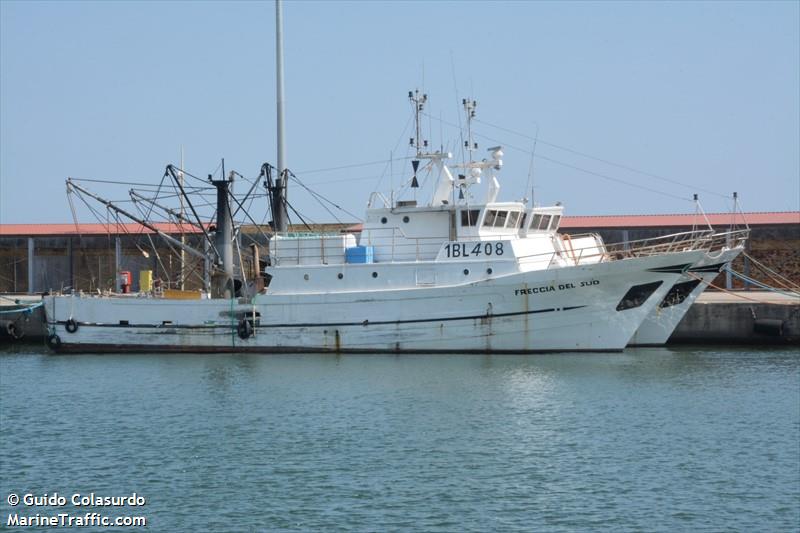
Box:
[381,217,388,224]
[337,273,343,279]
[372,272,378,278]
[303,274,309,281]
[487,268,493,275]
[463,269,470,276]
[403,216,410,223]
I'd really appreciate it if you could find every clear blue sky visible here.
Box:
[1,0,798,225]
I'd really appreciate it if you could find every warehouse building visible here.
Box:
[1,212,797,294]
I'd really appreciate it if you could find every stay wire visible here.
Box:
[71,176,214,190]
[373,115,415,193]
[67,186,97,289]
[131,200,178,283]
[424,112,700,202]
[227,193,273,246]
[470,116,728,200]
[284,198,314,231]
[288,170,361,222]
[467,125,692,202]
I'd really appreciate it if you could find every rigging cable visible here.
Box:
[284,198,313,232]
[287,170,361,221]
[422,112,697,203]
[472,116,730,200]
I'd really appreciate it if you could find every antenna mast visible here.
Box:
[463,98,478,157]
[408,89,428,190]
[274,0,288,232]
[409,89,428,156]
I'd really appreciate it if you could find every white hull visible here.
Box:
[629,247,743,346]
[45,251,702,353]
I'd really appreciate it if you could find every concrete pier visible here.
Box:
[670,291,799,345]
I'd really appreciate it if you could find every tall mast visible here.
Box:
[408,89,428,191]
[179,146,185,290]
[274,0,288,232]
[211,173,235,299]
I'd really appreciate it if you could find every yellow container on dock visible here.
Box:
[139,270,153,292]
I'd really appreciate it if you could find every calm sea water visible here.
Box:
[1,345,798,532]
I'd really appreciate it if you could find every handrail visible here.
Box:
[269,228,717,267]
[367,191,390,208]
[603,229,713,259]
[707,228,750,250]
[562,234,578,266]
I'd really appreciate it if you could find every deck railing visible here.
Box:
[516,230,714,266]
[707,228,750,251]
[270,228,721,268]
[603,229,714,259]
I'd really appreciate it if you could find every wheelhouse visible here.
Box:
[520,206,563,236]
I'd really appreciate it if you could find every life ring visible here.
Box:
[65,318,79,333]
[237,318,253,340]
[46,333,62,350]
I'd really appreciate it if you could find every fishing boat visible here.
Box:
[42,93,711,353]
[42,205,708,354]
[628,228,748,346]
[41,1,711,354]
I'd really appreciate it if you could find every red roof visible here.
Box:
[0,211,797,236]
[0,223,205,237]
[559,211,799,229]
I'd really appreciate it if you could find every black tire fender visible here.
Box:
[46,333,62,350]
[237,318,253,340]
[6,322,20,339]
[65,318,79,333]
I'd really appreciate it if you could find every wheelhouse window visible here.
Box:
[530,214,543,230]
[493,210,508,228]
[460,209,480,227]
[483,210,498,227]
[550,215,561,231]
[507,211,520,228]
[539,215,552,230]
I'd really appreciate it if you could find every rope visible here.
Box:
[690,269,799,302]
[688,272,781,304]
[742,251,800,291]
[724,268,800,297]
[0,302,44,315]
[230,295,235,348]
